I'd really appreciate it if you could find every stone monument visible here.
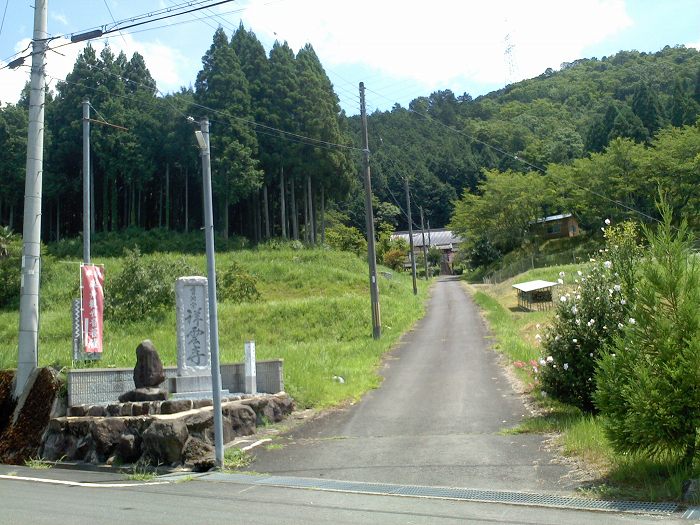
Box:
[118,340,168,402]
[172,276,228,399]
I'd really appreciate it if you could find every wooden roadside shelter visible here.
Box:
[512,280,558,311]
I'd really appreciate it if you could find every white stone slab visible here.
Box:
[176,276,211,376]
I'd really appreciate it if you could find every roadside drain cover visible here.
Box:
[201,473,681,515]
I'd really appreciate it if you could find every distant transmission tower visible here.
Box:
[503,19,519,86]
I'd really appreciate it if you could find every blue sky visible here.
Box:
[1,1,699,114]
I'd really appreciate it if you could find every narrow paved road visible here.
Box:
[246,277,577,493]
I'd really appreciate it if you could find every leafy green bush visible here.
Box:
[382,248,406,271]
[376,224,408,263]
[105,248,196,322]
[325,224,367,257]
[217,261,261,303]
[596,205,700,466]
[427,246,442,266]
[0,227,57,310]
[0,227,21,308]
[539,221,640,411]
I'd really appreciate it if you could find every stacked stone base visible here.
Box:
[40,393,293,470]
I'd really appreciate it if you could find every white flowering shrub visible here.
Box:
[595,206,700,466]
[539,221,640,411]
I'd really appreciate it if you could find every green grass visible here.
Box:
[0,246,428,409]
[471,264,700,503]
[126,460,157,481]
[224,448,253,470]
[24,457,53,470]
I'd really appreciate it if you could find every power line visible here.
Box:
[0,0,9,40]
[102,0,128,47]
[0,0,240,70]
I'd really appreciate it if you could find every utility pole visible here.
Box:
[419,206,429,280]
[82,100,91,264]
[359,82,381,339]
[16,0,48,398]
[404,178,417,295]
[195,118,224,469]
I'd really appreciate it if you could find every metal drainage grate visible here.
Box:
[203,473,681,515]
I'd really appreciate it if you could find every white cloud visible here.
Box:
[0,33,193,105]
[50,12,69,26]
[241,0,632,90]
[104,33,195,92]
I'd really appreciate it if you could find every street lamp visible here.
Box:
[194,118,224,469]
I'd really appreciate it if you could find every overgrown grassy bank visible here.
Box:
[0,247,428,408]
[469,266,700,503]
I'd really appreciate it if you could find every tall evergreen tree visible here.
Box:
[264,41,301,237]
[0,103,28,228]
[295,44,352,235]
[195,28,262,238]
[631,81,664,136]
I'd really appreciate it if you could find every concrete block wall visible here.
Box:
[67,360,284,407]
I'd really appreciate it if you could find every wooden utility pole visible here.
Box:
[419,206,429,280]
[359,82,381,339]
[404,178,417,295]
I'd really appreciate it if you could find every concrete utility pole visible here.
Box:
[359,82,381,339]
[16,0,48,398]
[404,178,418,295]
[195,118,224,469]
[419,206,429,280]
[83,100,91,264]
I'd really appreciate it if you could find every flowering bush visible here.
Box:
[538,221,640,411]
[595,205,700,466]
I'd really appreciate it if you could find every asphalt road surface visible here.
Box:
[245,277,575,492]
[2,277,692,523]
[0,465,688,524]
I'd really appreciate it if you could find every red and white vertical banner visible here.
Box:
[81,264,105,355]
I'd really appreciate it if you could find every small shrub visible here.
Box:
[105,248,197,322]
[217,261,261,303]
[596,203,700,467]
[0,228,21,308]
[325,224,367,257]
[539,220,640,411]
[382,248,406,271]
[427,246,442,267]
[0,228,55,309]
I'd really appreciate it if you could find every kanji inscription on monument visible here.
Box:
[175,276,211,376]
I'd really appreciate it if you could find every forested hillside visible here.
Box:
[358,46,700,235]
[0,27,699,257]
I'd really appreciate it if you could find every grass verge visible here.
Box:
[468,266,700,503]
[0,247,428,410]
